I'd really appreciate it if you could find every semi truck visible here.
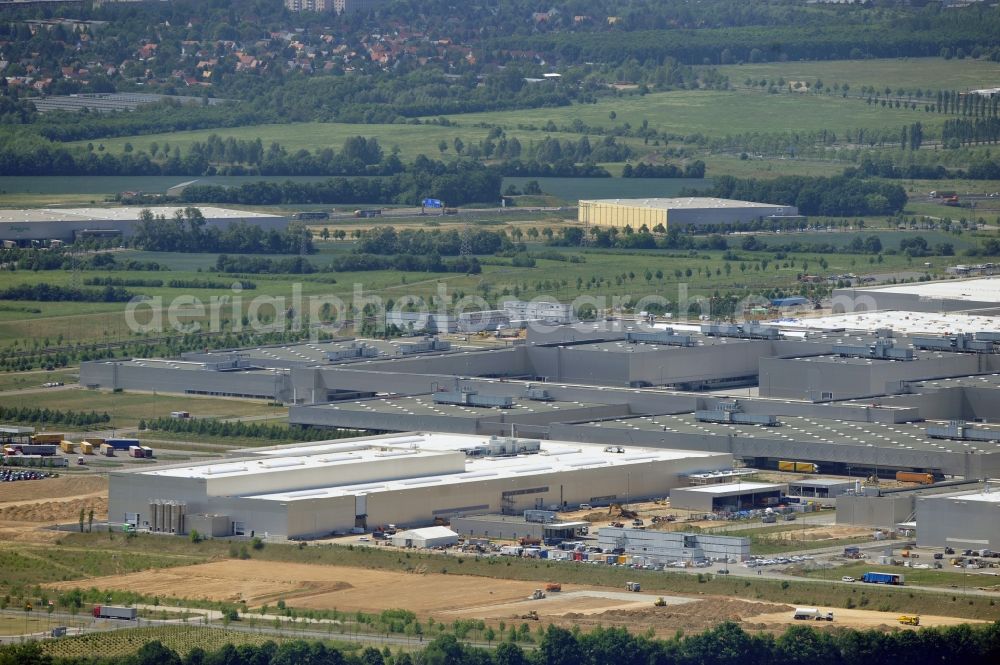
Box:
[862,571,904,585]
[793,608,834,621]
[895,471,935,485]
[92,605,137,620]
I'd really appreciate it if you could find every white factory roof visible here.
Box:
[675,481,785,494]
[579,197,790,210]
[146,445,455,480]
[0,206,281,223]
[151,433,722,502]
[925,487,1000,504]
[395,526,459,540]
[774,311,999,336]
[856,277,1000,303]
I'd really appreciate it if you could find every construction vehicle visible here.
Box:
[608,503,638,520]
[626,581,641,592]
[544,583,561,593]
[529,589,546,600]
[520,610,539,620]
[793,608,834,621]
[654,597,667,607]
[898,615,920,626]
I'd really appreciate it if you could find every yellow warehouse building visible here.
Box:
[578,197,798,230]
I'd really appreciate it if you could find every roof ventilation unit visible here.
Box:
[625,329,694,346]
[695,400,781,426]
[926,420,1000,442]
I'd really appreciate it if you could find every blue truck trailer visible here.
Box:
[861,571,904,585]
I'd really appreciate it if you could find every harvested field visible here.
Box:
[43,558,987,634]
[0,474,105,503]
[46,559,554,613]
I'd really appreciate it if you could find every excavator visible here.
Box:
[608,503,639,520]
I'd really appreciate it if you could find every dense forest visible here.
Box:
[3,621,1000,665]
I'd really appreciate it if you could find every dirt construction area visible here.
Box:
[0,474,107,542]
[45,559,986,634]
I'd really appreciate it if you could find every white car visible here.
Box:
[841,576,856,583]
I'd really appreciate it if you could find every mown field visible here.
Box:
[438,88,937,140]
[35,533,1000,622]
[716,57,1000,95]
[0,390,286,430]
[57,83,944,166]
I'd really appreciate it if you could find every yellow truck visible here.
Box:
[898,615,920,626]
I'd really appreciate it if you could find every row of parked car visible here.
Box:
[743,555,814,568]
[0,470,52,482]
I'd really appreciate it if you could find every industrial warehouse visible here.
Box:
[83,304,1000,479]
[577,197,799,230]
[107,433,731,539]
[0,206,287,243]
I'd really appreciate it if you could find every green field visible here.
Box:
[0,234,972,351]
[59,86,943,166]
[717,57,1000,95]
[0,368,79,392]
[64,122,595,162]
[0,390,286,430]
[798,561,1000,590]
[438,88,938,139]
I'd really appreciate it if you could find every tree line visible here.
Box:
[703,176,907,217]
[623,161,706,178]
[177,162,503,207]
[0,405,110,427]
[141,417,350,443]
[3,249,163,273]
[132,209,314,254]
[4,619,1000,665]
[0,283,133,303]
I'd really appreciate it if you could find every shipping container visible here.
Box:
[99,444,115,457]
[141,446,153,458]
[106,438,140,451]
[20,444,58,456]
[128,446,143,458]
[59,440,75,453]
[30,433,63,445]
[80,442,94,455]
[778,461,795,472]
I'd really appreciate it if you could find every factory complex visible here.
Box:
[109,433,730,540]
[80,275,1000,549]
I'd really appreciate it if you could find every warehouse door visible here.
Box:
[355,494,367,517]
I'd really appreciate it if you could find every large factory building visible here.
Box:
[577,197,798,230]
[108,433,731,540]
[0,206,287,243]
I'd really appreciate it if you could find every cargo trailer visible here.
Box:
[92,605,137,620]
[862,572,904,585]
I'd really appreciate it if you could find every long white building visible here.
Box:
[108,433,731,540]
